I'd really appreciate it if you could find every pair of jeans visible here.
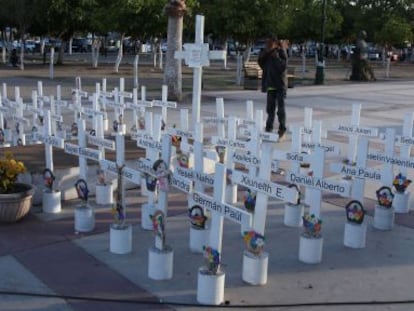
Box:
[265,90,286,134]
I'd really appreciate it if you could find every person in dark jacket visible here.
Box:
[258,35,288,139]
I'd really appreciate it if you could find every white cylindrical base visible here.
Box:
[299,235,323,264]
[197,268,225,305]
[284,203,304,227]
[141,203,155,230]
[109,224,132,254]
[393,191,410,214]
[373,205,394,230]
[242,251,268,285]
[95,183,113,205]
[148,246,174,280]
[190,227,209,253]
[42,190,61,214]
[344,221,367,249]
[74,206,95,232]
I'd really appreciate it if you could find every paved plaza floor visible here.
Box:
[1,61,414,310]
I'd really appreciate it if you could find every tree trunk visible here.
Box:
[163,0,186,102]
[68,38,73,55]
[114,33,125,73]
[56,41,66,65]
[164,16,183,101]
[19,47,24,70]
[91,34,100,68]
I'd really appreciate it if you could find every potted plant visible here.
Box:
[299,213,323,264]
[344,200,367,248]
[373,186,395,230]
[42,168,61,214]
[392,173,411,213]
[74,179,94,232]
[0,152,34,223]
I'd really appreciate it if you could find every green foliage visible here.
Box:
[0,0,413,48]
[375,16,413,46]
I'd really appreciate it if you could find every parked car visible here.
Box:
[71,38,90,53]
[368,48,380,60]
[24,40,36,53]
[251,40,265,55]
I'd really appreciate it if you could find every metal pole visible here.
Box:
[315,0,327,85]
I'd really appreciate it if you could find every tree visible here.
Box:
[0,0,36,69]
[163,0,187,101]
[375,16,413,47]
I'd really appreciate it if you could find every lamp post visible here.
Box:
[314,0,327,85]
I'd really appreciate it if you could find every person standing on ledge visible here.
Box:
[258,34,288,140]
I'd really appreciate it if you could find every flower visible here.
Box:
[203,246,220,274]
[243,189,256,211]
[302,214,322,238]
[345,200,365,224]
[376,186,394,208]
[243,230,265,255]
[393,173,411,193]
[0,152,26,194]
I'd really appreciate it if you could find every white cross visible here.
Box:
[175,15,226,126]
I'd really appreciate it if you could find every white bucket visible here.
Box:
[109,224,132,254]
[393,191,410,214]
[242,250,268,285]
[284,203,304,227]
[190,227,209,253]
[148,246,174,280]
[95,183,113,205]
[197,268,225,305]
[74,206,95,232]
[42,190,61,214]
[299,235,323,264]
[344,221,367,248]
[373,205,394,230]
[141,203,155,230]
